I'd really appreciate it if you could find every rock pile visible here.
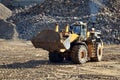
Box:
[28,0,89,17]
[8,0,120,44]
[0,3,12,19]
[0,3,18,40]
[95,0,120,44]
[1,0,45,9]
[10,0,90,40]
[0,19,17,39]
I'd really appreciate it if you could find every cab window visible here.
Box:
[73,26,81,34]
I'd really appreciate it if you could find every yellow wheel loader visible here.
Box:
[31,21,103,64]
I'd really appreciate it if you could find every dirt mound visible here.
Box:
[0,3,12,19]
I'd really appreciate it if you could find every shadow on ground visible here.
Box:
[0,60,73,69]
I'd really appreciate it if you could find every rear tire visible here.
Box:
[49,51,64,63]
[71,45,88,64]
[91,43,103,61]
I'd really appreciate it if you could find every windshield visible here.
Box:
[73,26,81,34]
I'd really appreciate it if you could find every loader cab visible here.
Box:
[70,21,87,39]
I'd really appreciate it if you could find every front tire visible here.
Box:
[49,51,64,63]
[71,45,88,64]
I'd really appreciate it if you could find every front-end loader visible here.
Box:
[31,21,103,64]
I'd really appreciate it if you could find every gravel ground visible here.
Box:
[0,40,120,80]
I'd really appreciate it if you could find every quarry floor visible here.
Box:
[0,40,120,80]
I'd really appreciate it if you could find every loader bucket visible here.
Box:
[31,30,67,52]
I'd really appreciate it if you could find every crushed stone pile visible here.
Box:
[96,0,120,44]
[27,0,89,17]
[1,0,45,9]
[8,0,120,44]
[0,3,12,19]
[10,0,90,40]
[0,3,18,40]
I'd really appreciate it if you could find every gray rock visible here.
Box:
[0,19,18,39]
[0,3,12,20]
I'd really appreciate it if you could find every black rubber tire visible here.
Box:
[71,45,88,64]
[49,52,64,63]
[63,51,71,61]
[65,56,71,61]
[91,43,103,61]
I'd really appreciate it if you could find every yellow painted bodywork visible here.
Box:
[69,33,79,42]
[87,31,90,38]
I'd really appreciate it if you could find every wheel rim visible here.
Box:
[98,48,102,56]
[80,51,86,59]
[97,45,102,61]
[78,47,87,63]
